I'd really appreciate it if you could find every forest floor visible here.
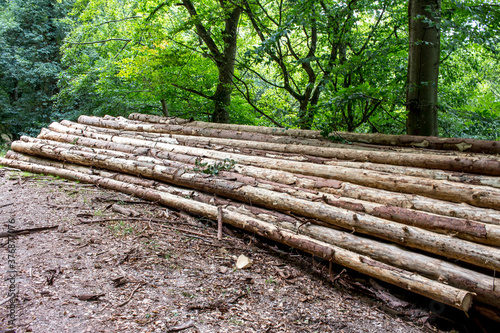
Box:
[0,168,482,333]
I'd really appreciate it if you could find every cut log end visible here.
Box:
[459,292,474,312]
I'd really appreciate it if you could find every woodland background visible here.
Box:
[0,0,499,144]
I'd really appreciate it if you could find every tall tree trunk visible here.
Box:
[406,0,441,136]
[211,62,234,123]
[211,4,241,123]
[297,99,313,130]
[181,0,241,123]
[160,99,169,117]
[212,2,240,123]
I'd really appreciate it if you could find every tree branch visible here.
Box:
[354,4,386,56]
[171,83,214,101]
[66,38,132,45]
[145,1,169,22]
[232,73,284,127]
[96,16,143,27]
[235,59,285,89]
[181,0,222,60]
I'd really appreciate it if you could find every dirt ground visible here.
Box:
[0,168,480,332]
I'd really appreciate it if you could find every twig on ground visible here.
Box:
[217,206,223,240]
[166,320,195,332]
[0,225,58,238]
[116,283,144,307]
[0,295,14,306]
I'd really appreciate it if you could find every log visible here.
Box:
[73,118,500,160]
[129,113,500,154]
[279,221,500,309]
[10,140,500,271]
[44,124,500,209]
[6,152,500,309]
[80,115,370,151]
[126,114,191,126]
[55,121,500,189]
[0,156,476,311]
[78,116,500,176]
[29,132,500,244]
[49,124,500,224]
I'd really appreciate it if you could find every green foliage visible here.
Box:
[193,158,236,175]
[0,0,498,140]
[439,45,500,139]
[238,0,409,132]
[0,0,71,138]
[0,143,9,158]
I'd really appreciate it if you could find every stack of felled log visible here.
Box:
[1,114,500,316]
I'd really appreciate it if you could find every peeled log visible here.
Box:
[45,124,500,209]
[78,116,500,176]
[10,140,500,271]
[6,151,500,309]
[49,124,500,224]
[279,221,500,309]
[31,131,500,244]
[129,113,500,154]
[0,156,476,311]
[56,121,500,189]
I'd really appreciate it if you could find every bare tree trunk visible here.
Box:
[129,113,500,155]
[7,151,500,309]
[34,129,500,246]
[44,123,500,209]
[160,99,169,117]
[406,0,441,136]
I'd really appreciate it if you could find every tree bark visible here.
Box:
[406,0,441,136]
[279,220,499,309]
[0,156,476,311]
[10,139,500,271]
[160,99,169,117]
[128,113,500,154]
[181,0,241,123]
[61,120,500,189]
[77,116,500,176]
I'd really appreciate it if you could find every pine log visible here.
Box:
[77,116,500,176]
[10,140,500,271]
[6,151,500,309]
[0,156,476,311]
[64,117,500,164]
[31,132,500,244]
[54,121,500,189]
[80,115,370,151]
[129,113,500,154]
[70,118,500,161]
[39,126,500,224]
[278,221,500,309]
[44,124,500,209]
[126,114,191,125]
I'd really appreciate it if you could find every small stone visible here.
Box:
[235,254,252,269]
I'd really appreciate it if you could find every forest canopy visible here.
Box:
[0,0,499,141]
